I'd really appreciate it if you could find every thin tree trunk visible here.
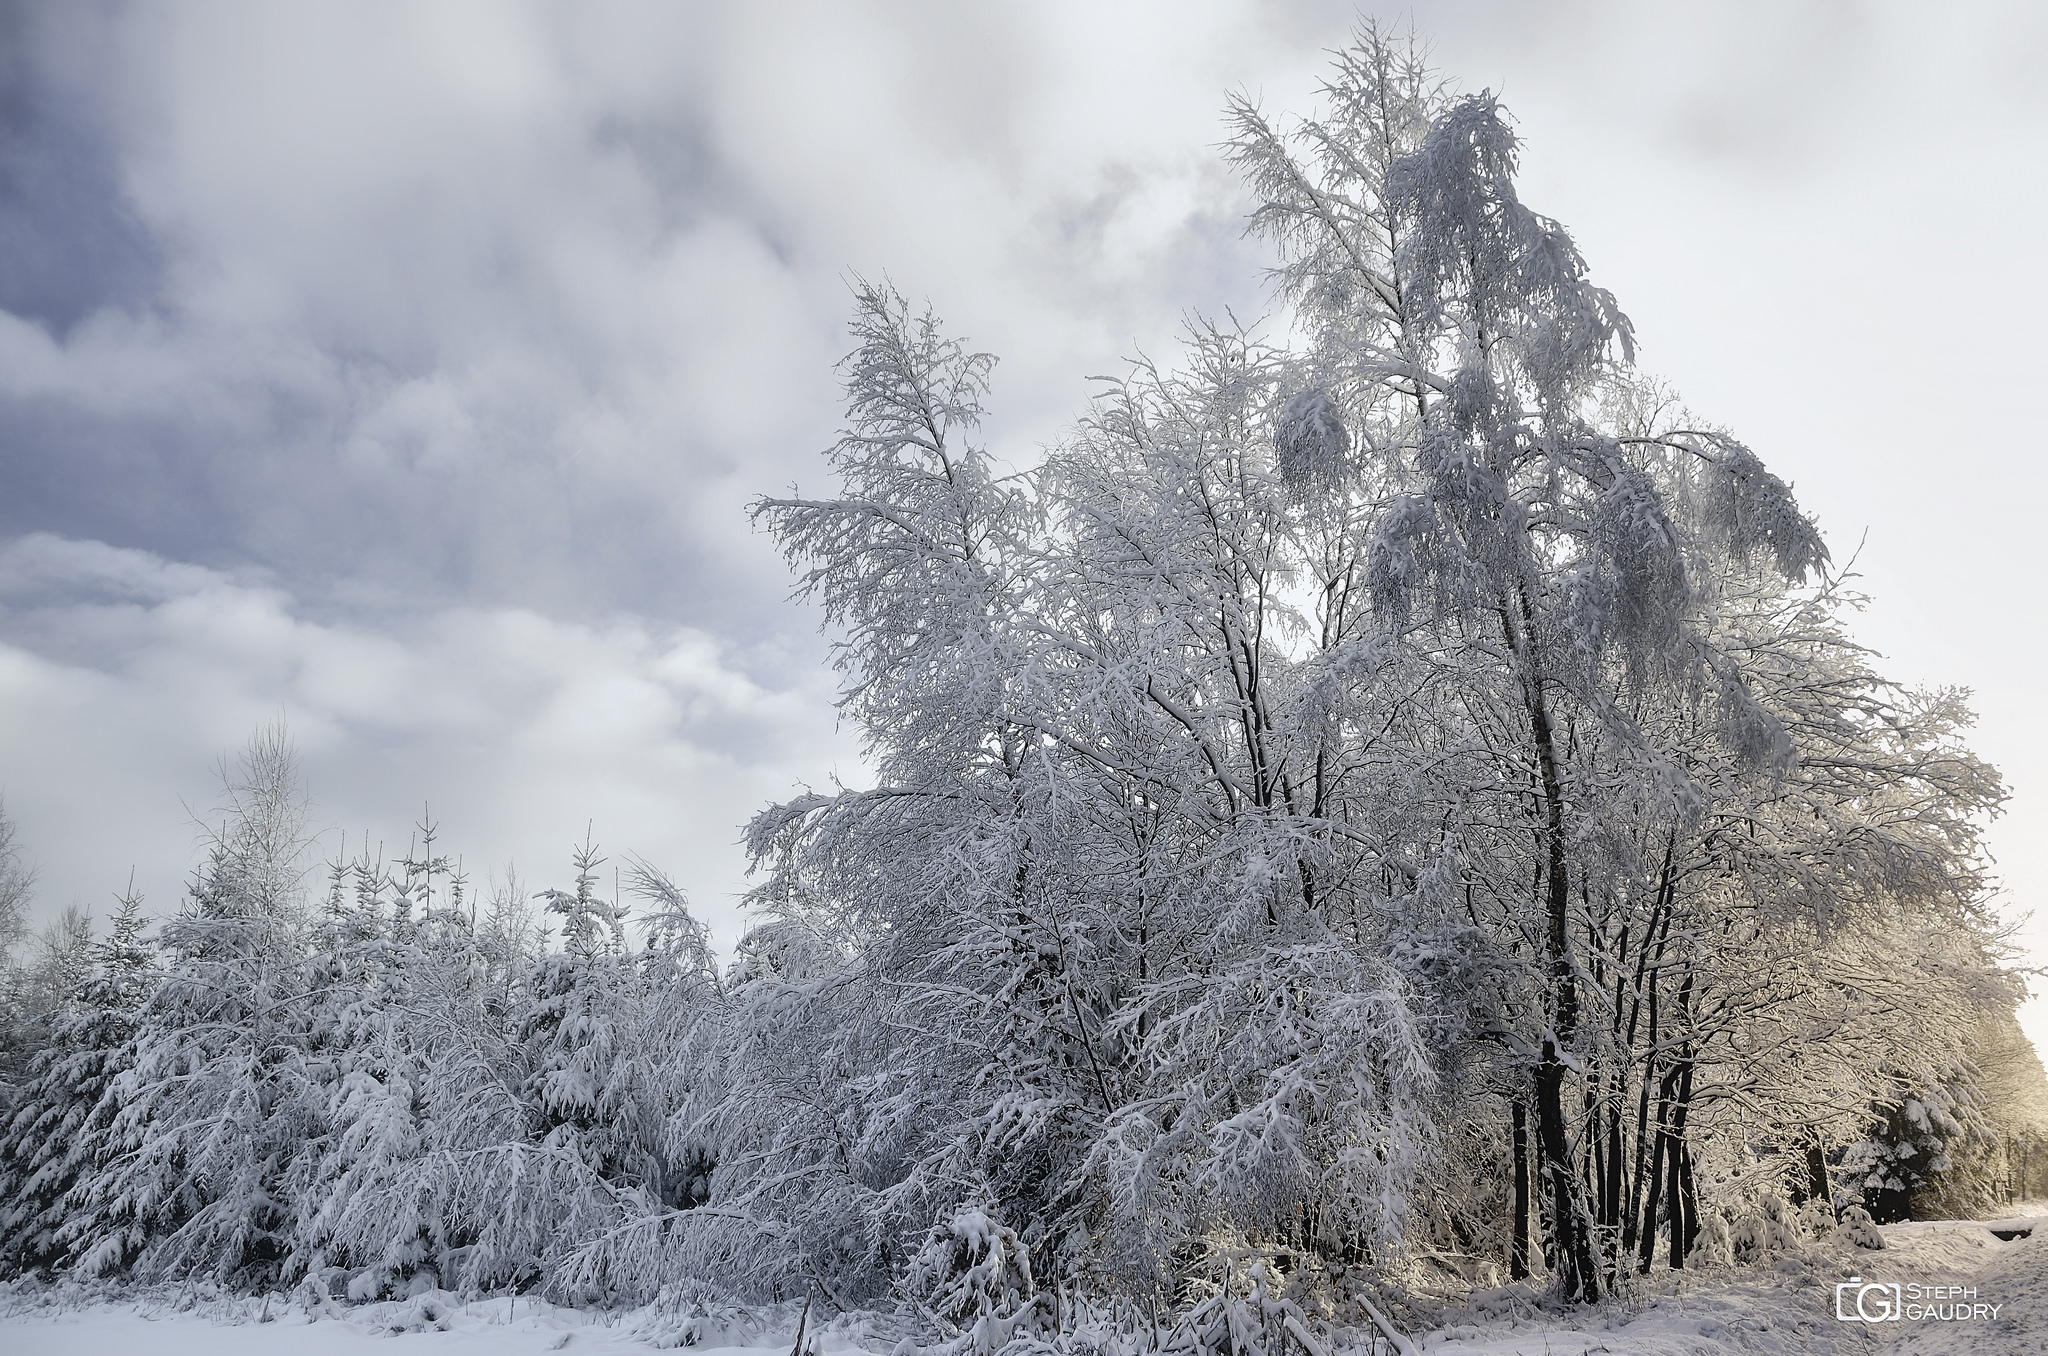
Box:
[1621,1058,1654,1261]
[1664,1124,1687,1269]
[1671,1057,1698,1263]
[1621,870,1675,1261]
[1636,1066,1676,1275]
[1511,1099,1531,1281]
[1794,1131,1833,1213]
[1602,1063,1624,1275]
[1492,583,1599,1302]
[1587,1077,1605,1228]
[1526,684,1600,1303]
[1665,969,1698,1268]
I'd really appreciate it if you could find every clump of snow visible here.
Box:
[1728,1195,1799,1266]
[1795,1199,1836,1241]
[628,1282,775,1350]
[1461,1284,1539,1321]
[1691,1208,1734,1268]
[1837,1204,1886,1250]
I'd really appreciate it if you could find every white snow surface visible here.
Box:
[0,1287,829,1356]
[1405,1216,2048,1355]
[5,1219,2046,1356]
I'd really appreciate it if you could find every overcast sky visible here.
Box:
[3,1,2045,1040]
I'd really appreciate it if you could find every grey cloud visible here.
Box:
[0,3,162,337]
[0,6,829,632]
[0,532,858,940]
[0,2,1299,640]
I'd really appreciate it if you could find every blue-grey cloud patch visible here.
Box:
[0,3,162,338]
[0,5,848,636]
[0,3,1331,646]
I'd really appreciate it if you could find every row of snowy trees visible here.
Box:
[0,27,2040,1319]
[0,685,2032,1309]
[0,728,729,1299]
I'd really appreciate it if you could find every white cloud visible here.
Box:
[0,533,859,947]
[1,1,1337,622]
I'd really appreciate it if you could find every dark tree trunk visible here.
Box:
[1664,1120,1687,1269]
[1666,1050,1697,1268]
[1635,1067,1675,1275]
[1511,1099,1531,1281]
[1494,591,1599,1302]
[1666,973,1698,1267]
[1621,940,1664,1261]
[1621,848,1675,1265]
[1598,1060,1625,1280]
[1528,693,1600,1302]
[1677,1141,1699,1258]
[1791,1132,1833,1213]
[1621,1065,1654,1262]
[1536,1044,1598,1298]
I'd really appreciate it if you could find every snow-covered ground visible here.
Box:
[0,1288,826,1356]
[1411,1215,2048,1355]
[5,1219,2045,1356]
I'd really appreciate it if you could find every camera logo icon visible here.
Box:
[1835,1277,1902,1323]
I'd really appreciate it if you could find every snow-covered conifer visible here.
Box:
[78,724,317,1283]
[0,884,152,1274]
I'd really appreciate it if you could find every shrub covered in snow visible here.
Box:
[1837,1205,1887,1251]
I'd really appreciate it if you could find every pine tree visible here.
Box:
[0,884,153,1274]
[0,799,40,1094]
[77,725,317,1283]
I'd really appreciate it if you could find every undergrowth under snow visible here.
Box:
[5,1218,2046,1356]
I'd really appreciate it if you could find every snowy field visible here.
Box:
[7,1218,2047,1356]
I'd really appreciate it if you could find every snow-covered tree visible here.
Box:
[0,798,40,1093]
[519,838,649,1191]
[77,723,317,1283]
[0,884,152,1274]
[738,25,2016,1315]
